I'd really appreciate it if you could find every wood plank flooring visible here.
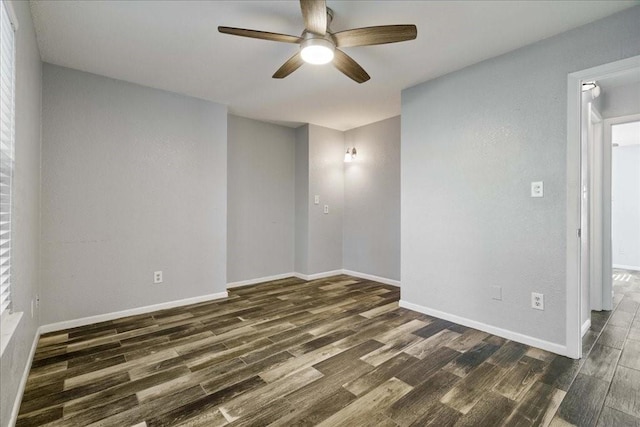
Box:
[16,272,638,426]
[551,268,640,427]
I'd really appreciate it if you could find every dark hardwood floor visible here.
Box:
[552,269,640,427]
[16,271,640,426]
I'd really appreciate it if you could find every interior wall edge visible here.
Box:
[226,114,296,283]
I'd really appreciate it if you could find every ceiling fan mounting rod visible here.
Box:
[301,8,335,45]
[302,30,335,45]
[326,7,334,29]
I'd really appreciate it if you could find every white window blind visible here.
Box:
[0,0,16,317]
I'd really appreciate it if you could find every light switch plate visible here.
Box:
[314,195,320,205]
[531,181,544,198]
[323,205,329,214]
[491,286,502,301]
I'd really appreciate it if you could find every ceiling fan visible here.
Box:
[218,0,417,83]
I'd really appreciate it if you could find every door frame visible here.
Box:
[589,105,603,314]
[566,54,640,359]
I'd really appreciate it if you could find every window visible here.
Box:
[0,0,16,318]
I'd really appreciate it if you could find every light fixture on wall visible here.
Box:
[344,147,357,162]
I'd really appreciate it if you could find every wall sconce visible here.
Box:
[344,147,357,162]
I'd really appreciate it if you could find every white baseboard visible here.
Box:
[9,327,40,427]
[399,300,569,357]
[39,291,228,334]
[226,269,399,289]
[294,269,400,286]
[38,267,397,333]
[294,270,344,281]
[581,318,592,337]
[613,264,640,272]
[342,270,400,287]
[227,273,296,289]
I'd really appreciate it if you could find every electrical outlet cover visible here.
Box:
[531,181,544,198]
[531,292,544,310]
[154,271,163,284]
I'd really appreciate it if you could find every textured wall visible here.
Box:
[0,1,42,425]
[601,82,640,119]
[294,125,309,274]
[402,7,640,346]
[227,115,295,283]
[307,125,344,274]
[40,64,227,324]
[612,145,640,269]
[343,116,401,281]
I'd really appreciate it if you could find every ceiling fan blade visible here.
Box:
[273,52,305,79]
[334,25,417,48]
[333,49,370,84]
[218,26,301,44]
[300,0,327,35]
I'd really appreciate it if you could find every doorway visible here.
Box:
[566,55,640,359]
[608,119,640,274]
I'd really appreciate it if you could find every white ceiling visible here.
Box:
[30,0,636,131]
[612,121,640,146]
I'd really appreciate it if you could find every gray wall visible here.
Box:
[40,64,228,324]
[401,7,640,346]
[344,116,401,281]
[0,1,42,425]
[307,125,344,274]
[294,125,310,274]
[612,144,640,269]
[601,82,640,119]
[227,115,295,283]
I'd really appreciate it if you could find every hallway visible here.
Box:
[552,269,640,426]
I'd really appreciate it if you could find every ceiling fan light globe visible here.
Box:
[300,38,335,65]
[301,46,334,64]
